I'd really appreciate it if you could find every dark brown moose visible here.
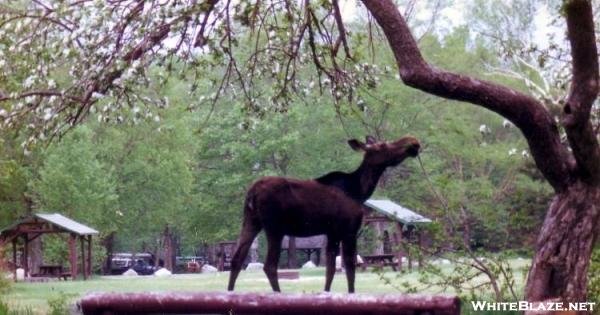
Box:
[227,135,420,293]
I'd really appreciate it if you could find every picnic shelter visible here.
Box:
[0,213,98,281]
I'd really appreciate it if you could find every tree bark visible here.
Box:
[101,232,115,275]
[288,236,297,268]
[28,236,43,275]
[525,182,600,302]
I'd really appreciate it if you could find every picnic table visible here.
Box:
[361,254,398,271]
[36,265,70,280]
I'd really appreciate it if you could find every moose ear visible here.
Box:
[348,139,366,151]
[365,135,377,145]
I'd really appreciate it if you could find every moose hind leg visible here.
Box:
[324,237,339,292]
[342,237,358,293]
[263,233,283,292]
[227,218,261,291]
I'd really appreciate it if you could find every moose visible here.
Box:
[227,135,420,293]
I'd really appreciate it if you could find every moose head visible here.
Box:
[348,135,421,167]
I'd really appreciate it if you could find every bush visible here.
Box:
[47,291,75,315]
[0,246,11,293]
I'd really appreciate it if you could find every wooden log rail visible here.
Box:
[79,292,460,315]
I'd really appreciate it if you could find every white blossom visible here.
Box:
[43,111,53,121]
[91,92,104,99]
[508,148,517,156]
[23,76,36,88]
[479,124,491,134]
[521,150,529,158]
[502,119,512,128]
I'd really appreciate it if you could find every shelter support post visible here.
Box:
[418,232,423,268]
[87,236,92,278]
[395,222,403,272]
[23,234,29,278]
[407,226,413,271]
[12,239,17,281]
[80,236,86,280]
[69,233,78,280]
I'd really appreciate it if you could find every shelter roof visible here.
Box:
[0,213,99,237]
[365,199,432,225]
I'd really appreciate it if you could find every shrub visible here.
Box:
[0,246,11,293]
[47,291,75,315]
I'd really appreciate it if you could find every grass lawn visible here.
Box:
[3,258,530,314]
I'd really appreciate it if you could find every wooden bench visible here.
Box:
[361,254,399,271]
[33,265,71,280]
[60,272,71,281]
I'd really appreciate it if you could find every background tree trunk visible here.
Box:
[101,232,115,275]
[28,237,42,275]
[288,237,297,269]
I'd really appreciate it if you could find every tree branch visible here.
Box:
[331,0,352,59]
[562,0,600,185]
[360,0,574,192]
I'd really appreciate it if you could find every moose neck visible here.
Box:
[350,160,387,202]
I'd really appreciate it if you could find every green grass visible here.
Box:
[3,258,530,314]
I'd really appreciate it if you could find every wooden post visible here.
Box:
[23,234,29,279]
[418,232,423,268]
[217,243,224,271]
[407,226,413,271]
[395,222,403,272]
[87,236,92,278]
[12,239,17,281]
[80,236,86,280]
[69,233,78,280]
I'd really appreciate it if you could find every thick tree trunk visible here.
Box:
[101,232,115,275]
[28,237,43,275]
[288,237,297,269]
[526,182,600,302]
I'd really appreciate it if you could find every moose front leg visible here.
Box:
[324,237,340,292]
[263,233,283,292]
[342,236,358,293]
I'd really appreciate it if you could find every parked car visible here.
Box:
[109,252,156,275]
[132,259,158,275]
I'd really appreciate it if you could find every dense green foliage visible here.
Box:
[1,24,550,262]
